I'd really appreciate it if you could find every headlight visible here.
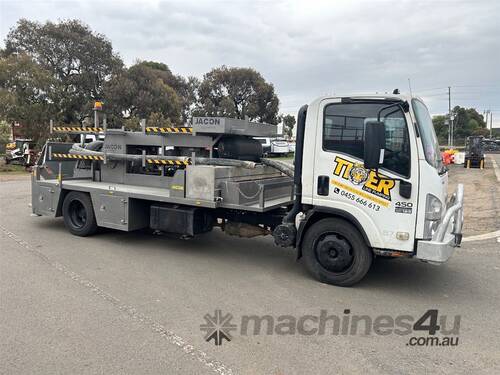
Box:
[424,194,442,239]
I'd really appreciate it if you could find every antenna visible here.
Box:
[408,78,413,96]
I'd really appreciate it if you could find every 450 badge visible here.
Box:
[331,156,395,208]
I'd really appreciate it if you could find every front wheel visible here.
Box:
[62,191,98,236]
[302,218,373,286]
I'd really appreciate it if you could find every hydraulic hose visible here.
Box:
[260,158,294,178]
[69,143,257,169]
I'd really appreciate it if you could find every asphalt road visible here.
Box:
[1,163,500,375]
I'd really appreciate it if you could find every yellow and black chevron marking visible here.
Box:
[52,127,103,133]
[52,153,104,161]
[146,159,191,166]
[145,127,193,134]
[51,153,190,166]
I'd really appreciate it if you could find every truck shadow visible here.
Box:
[141,228,468,297]
[34,218,468,297]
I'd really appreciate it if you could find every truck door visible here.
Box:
[312,99,419,252]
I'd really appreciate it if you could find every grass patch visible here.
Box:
[271,153,294,160]
[0,163,28,174]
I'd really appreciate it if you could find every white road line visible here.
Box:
[462,230,500,242]
[490,155,500,182]
[0,225,234,375]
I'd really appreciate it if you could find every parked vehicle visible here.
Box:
[255,137,290,156]
[5,138,36,167]
[271,138,289,155]
[255,137,271,156]
[32,94,463,286]
[81,133,105,144]
[481,138,500,152]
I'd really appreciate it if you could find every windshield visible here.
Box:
[412,99,443,172]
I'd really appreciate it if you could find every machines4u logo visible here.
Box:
[333,156,395,201]
[200,310,237,346]
[200,309,460,347]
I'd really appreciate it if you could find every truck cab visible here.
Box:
[274,93,464,285]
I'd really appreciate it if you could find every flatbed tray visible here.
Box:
[40,179,292,213]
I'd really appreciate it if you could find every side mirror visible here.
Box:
[364,121,386,169]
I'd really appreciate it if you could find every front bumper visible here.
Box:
[416,184,464,263]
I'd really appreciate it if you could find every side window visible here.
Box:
[382,117,411,176]
[323,102,410,177]
[323,105,365,159]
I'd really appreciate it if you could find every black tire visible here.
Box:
[302,218,372,287]
[62,191,98,236]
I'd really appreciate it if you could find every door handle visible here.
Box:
[317,175,330,196]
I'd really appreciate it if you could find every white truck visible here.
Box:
[32,93,464,286]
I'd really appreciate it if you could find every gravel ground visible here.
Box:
[447,155,500,235]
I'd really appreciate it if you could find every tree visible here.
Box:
[0,53,56,146]
[0,120,11,153]
[196,66,279,124]
[431,115,449,145]
[433,106,488,145]
[136,61,199,122]
[4,19,123,124]
[104,62,183,126]
[281,114,296,139]
[451,106,487,144]
[471,127,490,137]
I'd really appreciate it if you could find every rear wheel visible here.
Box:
[62,191,98,236]
[302,218,372,286]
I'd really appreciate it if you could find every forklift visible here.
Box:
[464,136,485,169]
[5,138,37,168]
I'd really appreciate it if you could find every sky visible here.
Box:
[1,0,499,128]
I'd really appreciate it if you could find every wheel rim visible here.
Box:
[69,200,87,229]
[315,233,354,273]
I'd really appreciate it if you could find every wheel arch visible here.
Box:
[55,189,72,217]
[296,207,372,259]
[56,189,93,217]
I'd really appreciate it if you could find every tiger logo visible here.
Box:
[349,165,369,185]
